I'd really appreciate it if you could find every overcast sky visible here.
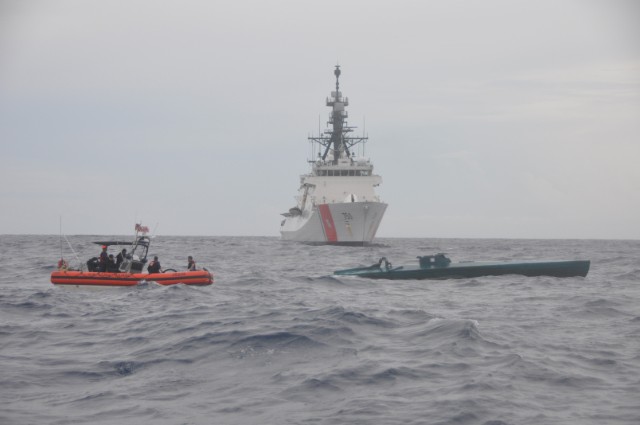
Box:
[1,0,638,239]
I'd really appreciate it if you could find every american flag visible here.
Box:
[135,223,150,234]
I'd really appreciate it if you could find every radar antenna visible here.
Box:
[308,65,368,164]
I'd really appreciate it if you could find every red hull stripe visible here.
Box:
[318,204,338,242]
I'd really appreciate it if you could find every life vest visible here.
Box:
[148,260,161,273]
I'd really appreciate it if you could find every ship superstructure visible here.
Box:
[280,66,387,245]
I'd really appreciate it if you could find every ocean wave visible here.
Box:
[303,275,348,285]
[226,276,281,286]
[371,366,423,382]
[319,306,396,328]
[283,377,342,394]
[312,362,408,387]
[1,300,53,312]
[2,236,639,425]
[550,373,605,388]
[456,279,483,287]
[615,268,640,280]
[413,318,482,341]
[231,331,326,351]
[168,330,251,353]
[573,298,631,318]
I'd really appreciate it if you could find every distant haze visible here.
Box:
[1,0,638,239]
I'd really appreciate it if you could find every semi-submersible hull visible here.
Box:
[335,255,591,280]
[280,66,387,245]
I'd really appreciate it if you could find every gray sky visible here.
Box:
[1,0,639,239]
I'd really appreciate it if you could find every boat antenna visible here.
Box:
[59,215,63,260]
[363,116,366,157]
[63,234,83,270]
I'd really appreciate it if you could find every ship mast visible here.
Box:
[309,65,368,164]
[328,65,345,162]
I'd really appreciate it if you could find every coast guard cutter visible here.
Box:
[280,66,387,245]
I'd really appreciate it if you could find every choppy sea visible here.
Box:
[1,235,639,425]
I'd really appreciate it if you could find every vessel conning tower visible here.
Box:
[310,65,367,165]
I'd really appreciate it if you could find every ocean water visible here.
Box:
[1,235,639,425]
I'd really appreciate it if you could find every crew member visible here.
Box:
[98,245,109,272]
[115,248,127,268]
[147,256,162,274]
[187,256,196,271]
[107,254,117,272]
[57,258,68,271]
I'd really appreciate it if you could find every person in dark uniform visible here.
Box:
[98,245,109,272]
[147,256,162,274]
[107,254,117,272]
[187,256,196,271]
[115,248,127,268]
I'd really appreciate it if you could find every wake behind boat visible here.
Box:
[280,65,387,245]
[335,253,590,280]
[51,224,213,287]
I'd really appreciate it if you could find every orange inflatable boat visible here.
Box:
[51,269,213,286]
[52,224,213,287]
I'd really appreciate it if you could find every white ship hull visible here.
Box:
[281,202,387,245]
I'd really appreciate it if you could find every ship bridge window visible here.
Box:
[349,170,355,176]
[361,170,370,176]
[341,170,348,176]
[328,170,334,176]
[318,170,327,176]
